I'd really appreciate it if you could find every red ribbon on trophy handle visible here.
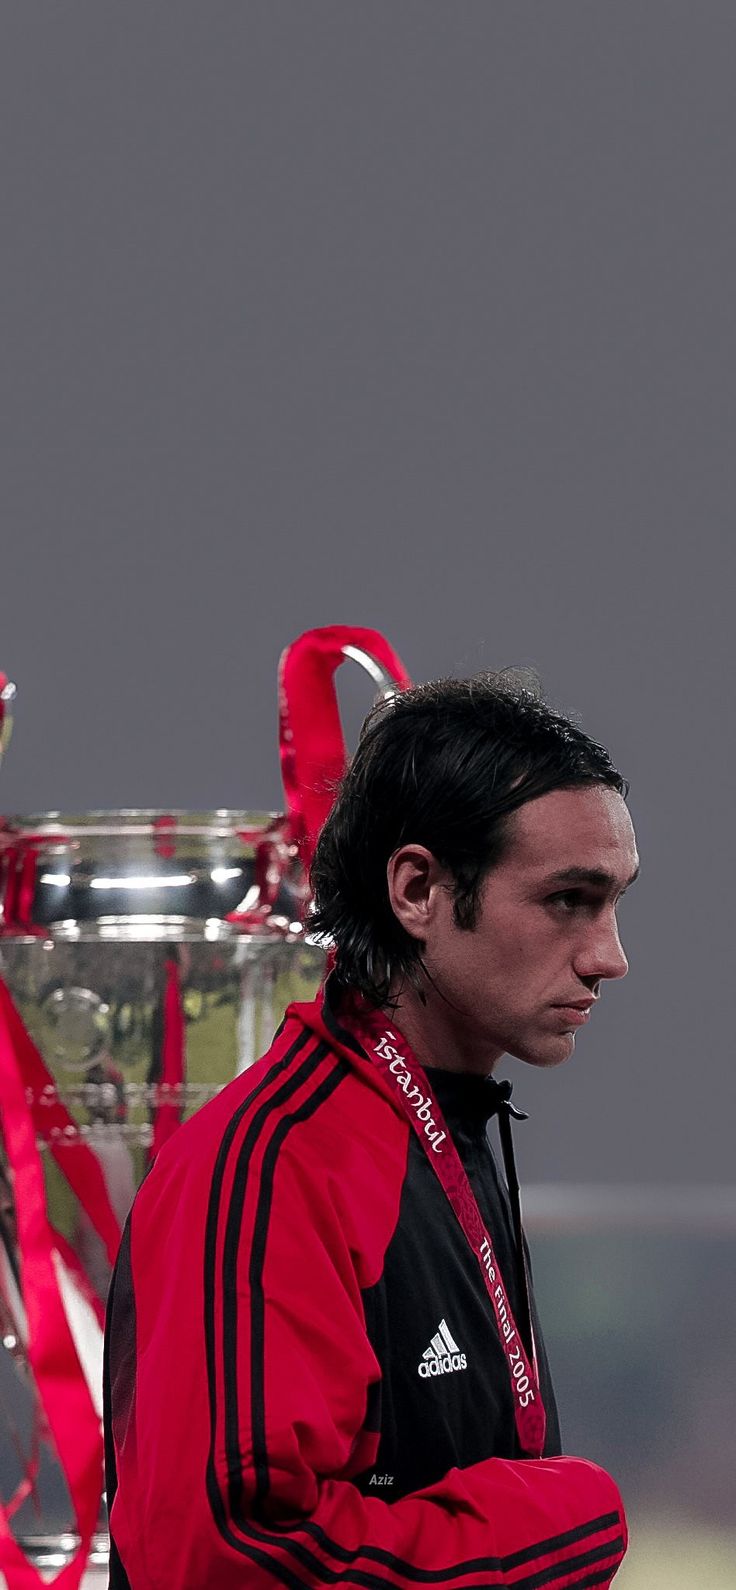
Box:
[1,833,73,939]
[278,626,412,876]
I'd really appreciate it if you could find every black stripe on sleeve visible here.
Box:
[209,1502,622,1590]
[248,1058,348,1513]
[204,1030,316,1517]
[495,1512,621,1573]
[224,1042,336,1521]
[510,1533,626,1590]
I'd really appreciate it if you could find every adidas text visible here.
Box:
[418,1351,467,1378]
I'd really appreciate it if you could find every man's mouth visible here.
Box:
[552,1003,592,1026]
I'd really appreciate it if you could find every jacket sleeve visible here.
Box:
[198,1129,628,1590]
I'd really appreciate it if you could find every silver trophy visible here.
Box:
[0,629,409,1586]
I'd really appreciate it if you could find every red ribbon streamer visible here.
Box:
[0,991,104,1590]
[0,982,122,1266]
[150,959,185,1160]
[278,625,411,874]
[52,1227,107,1333]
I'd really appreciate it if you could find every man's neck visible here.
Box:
[385,978,504,1077]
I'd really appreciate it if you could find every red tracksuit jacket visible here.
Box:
[103,986,628,1588]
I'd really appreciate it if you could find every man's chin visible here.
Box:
[508,1030,576,1069]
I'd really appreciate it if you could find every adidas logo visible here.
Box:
[417,1318,468,1378]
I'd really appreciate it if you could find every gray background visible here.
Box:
[0,2,734,1186]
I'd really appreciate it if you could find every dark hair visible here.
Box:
[309,671,629,1006]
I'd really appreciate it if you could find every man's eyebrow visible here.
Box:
[544,863,640,891]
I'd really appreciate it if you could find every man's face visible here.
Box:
[422,785,639,1069]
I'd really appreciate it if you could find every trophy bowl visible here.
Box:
[0,808,326,1579]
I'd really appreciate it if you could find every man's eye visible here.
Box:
[549,891,584,912]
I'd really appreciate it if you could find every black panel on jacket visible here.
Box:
[357,1067,561,1499]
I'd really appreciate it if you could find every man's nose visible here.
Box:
[577,915,629,982]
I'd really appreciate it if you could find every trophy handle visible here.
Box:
[278,626,412,875]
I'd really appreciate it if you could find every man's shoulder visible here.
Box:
[150,1012,321,1165]
[128,1008,411,1285]
[149,1006,405,1187]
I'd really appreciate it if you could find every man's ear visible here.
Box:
[387,846,449,943]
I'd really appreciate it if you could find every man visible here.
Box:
[104,673,638,1588]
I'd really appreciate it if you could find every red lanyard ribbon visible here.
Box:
[349,1004,546,1458]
